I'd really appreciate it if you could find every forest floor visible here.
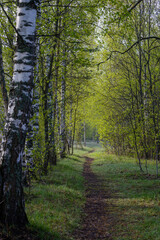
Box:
[1,143,160,240]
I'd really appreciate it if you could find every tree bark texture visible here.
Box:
[24,5,41,178]
[0,0,39,226]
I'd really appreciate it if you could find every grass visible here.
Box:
[2,142,159,240]
[88,149,160,240]
[25,152,86,240]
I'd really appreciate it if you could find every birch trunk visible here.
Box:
[0,0,39,226]
[24,5,41,179]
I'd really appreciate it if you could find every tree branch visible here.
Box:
[0,3,23,43]
[98,36,160,69]
[128,0,144,13]
[118,0,144,23]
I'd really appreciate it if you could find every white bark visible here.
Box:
[0,0,40,226]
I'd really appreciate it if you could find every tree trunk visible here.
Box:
[48,1,60,165]
[0,36,8,117]
[68,100,73,151]
[24,4,41,179]
[60,48,66,158]
[55,39,61,145]
[71,98,78,155]
[0,0,39,226]
[84,121,86,147]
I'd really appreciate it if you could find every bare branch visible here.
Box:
[128,0,143,13]
[98,36,160,69]
[0,3,23,43]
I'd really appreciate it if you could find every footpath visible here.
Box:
[74,153,115,240]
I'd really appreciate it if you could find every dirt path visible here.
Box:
[74,154,114,240]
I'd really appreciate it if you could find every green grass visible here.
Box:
[24,142,160,240]
[74,141,103,151]
[88,149,160,240]
[25,153,85,240]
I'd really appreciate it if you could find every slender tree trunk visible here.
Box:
[47,53,56,166]
[0,0,39,226]
[128,72,143,172]
[55,50,61,141]
[0,36,8,161]
[43,102,49,174]
[84,121,86,147]
[49,0,60,165]
[60,48,66,158]
[71,98,78,155]
[50,102,57,165]
[130,115,143,172]
[43,55,52,174]
[55,17,61,149]
[69,100,73,151]
[0,36,8,117]
[134,4,148,160]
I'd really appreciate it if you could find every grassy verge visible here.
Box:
[88,149,160,240]
[25,151,86,240]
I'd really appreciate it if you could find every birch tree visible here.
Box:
[0,0,40,226]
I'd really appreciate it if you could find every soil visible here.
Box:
[73,155,115,240]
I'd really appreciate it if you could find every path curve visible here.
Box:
[74,154,114,240]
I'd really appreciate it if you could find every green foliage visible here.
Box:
[85,0,160,167]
